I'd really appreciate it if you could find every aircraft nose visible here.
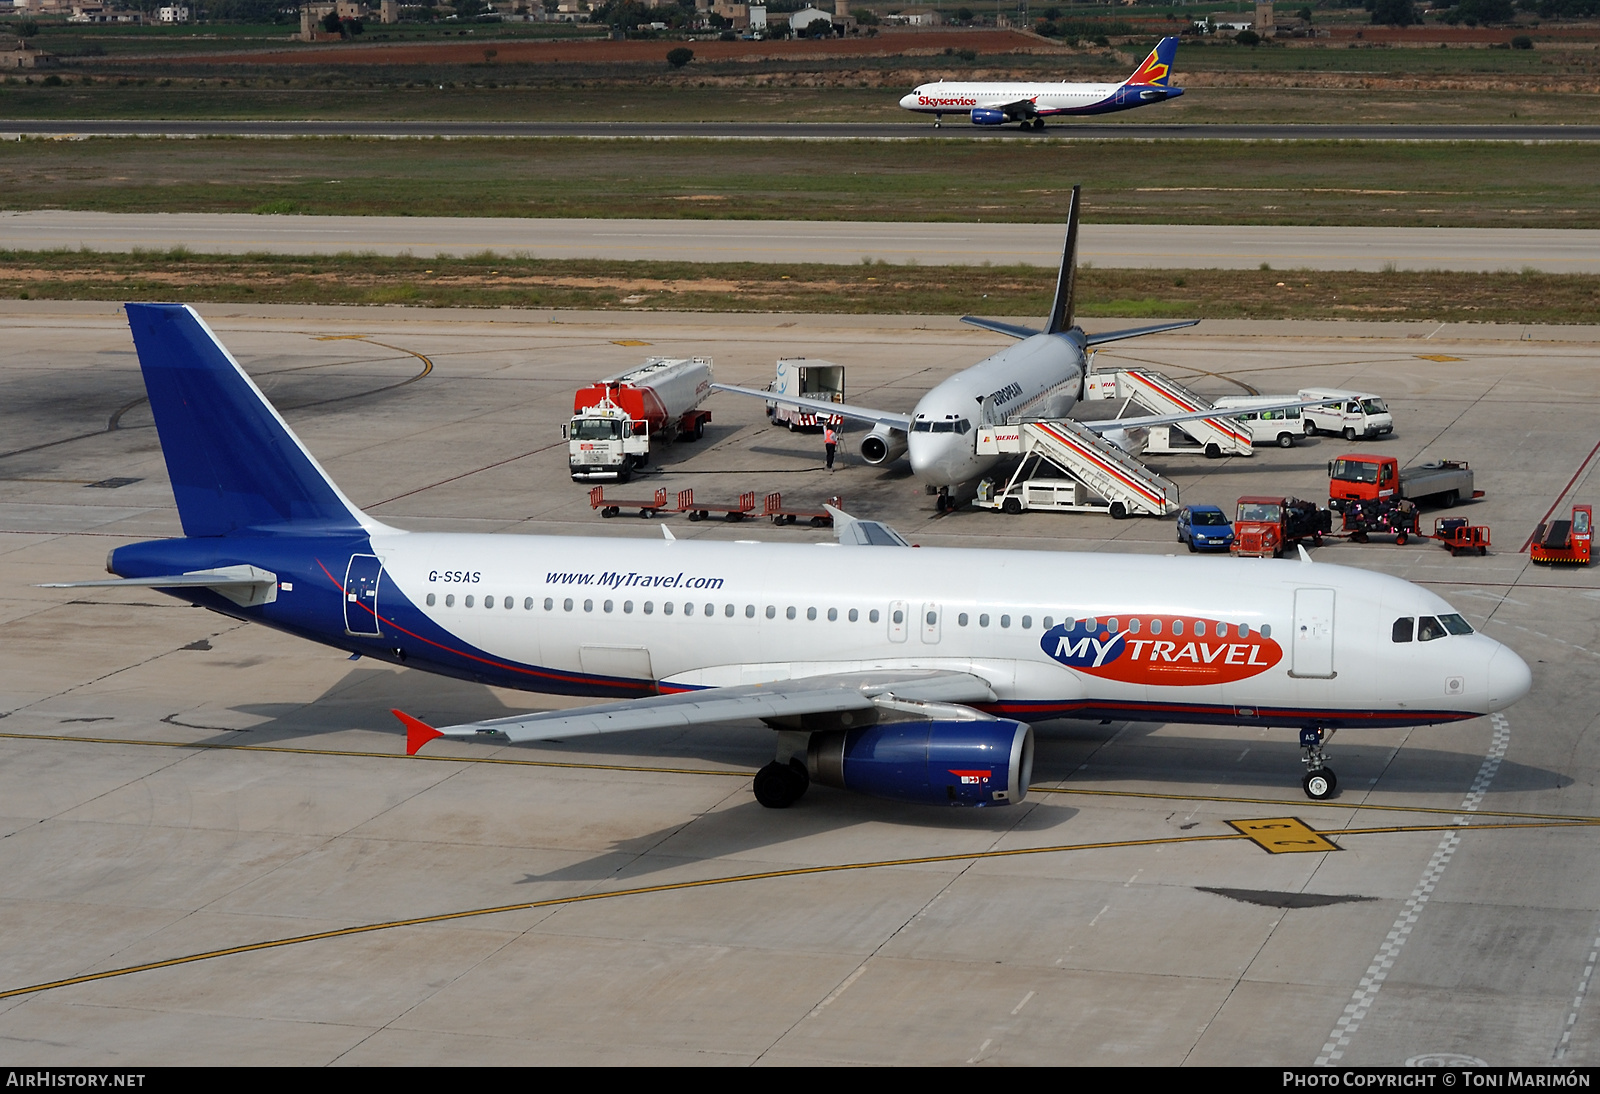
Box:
[899,92,919,109]
[1485,644,1532,712]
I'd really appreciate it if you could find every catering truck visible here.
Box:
[766,358,845,431]
[568,357,714,482]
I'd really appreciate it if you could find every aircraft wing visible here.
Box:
[396,669,999,751]
[711,383,912,431]
[1084,320,1200,346]
[1078,396,1339,436]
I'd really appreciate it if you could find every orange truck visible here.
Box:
[1231,496,1331,558]
[1530,504,1592,565]
[1328,454,1479,509]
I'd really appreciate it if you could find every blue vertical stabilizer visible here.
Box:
[125,303,372,538]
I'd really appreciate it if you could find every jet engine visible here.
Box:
[969,108,1008,126]
[859,424,908,466]
[807,719,1034,807]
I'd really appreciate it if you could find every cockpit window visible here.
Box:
[1392,617,1414,643]
[1417,616,1447,641]
[911,420,932,433]
[1438,613,1474,635]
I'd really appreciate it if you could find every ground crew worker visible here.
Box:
[823,422,838,471]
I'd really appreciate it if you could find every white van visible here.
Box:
[1298,388,1394,441]
[1210,395,1305,449]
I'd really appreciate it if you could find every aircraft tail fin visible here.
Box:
[1045,185,1081,336]
[1126,36,1179,87]
[125,303,375,538]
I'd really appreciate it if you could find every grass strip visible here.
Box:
[5,249,1600,323]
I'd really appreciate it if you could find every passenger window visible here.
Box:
[1000,615,1011,629]
[830,608,840,622]
[465,595,476,608]
[426,593,436,607]
[892,609,904,625]
[745,605,755,618]
[624,601,634,614]
[725,604,735,618]
[684,603,694,617]
[848,608,859,622]
[1022,616,1032,629]
[1172,619,1184,636]
[1150,619,1162,635]
[1260,624,1272,639]
[543,597,553,611]
[644,602,654,614]
[1392,617,1414,643]
[705,603,714,617]
[1194,621,1205,637]
[870,609,880,623]
[604,600,614,613]
[663,602,674,616]
[1107,618,1117,632]
[1238,622,1249,637]
[786,607,796,620]
[766,605,776,619]
[446,594,455,607]
[807,607,817,621]
[524,597,533,610]
[979,614,989,628]
[959,613,969,626]
[1417,616,1447,641]
[584,599,593,613]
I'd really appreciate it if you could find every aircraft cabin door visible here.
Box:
[344,554,384,637]
[1290,587,1336,679]
[921,603,941,645]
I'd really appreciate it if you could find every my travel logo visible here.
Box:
[1041,614,1282,685]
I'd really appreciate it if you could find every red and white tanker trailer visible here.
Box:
[567,357,714,482]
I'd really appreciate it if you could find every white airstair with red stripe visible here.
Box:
[975,420,1179,519]
[1085,368,1253,457]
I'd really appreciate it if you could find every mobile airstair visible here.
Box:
[975,420,1180,519]
[1084,368,1253,458]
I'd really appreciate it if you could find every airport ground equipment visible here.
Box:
[1300,388,1394,440]
[1329,454,1480,509]
[677,489,757,523]
[1082,368,1252,458]
[568,357,714,482]
[1231,496,1331,558]
[1334,496,1420,545]
[763,492,840,527]
[1210,395,1307,449]
[1176,504,1235,552]
[974,421,1179,519]
[1530,503,1592,565]
[589,485,670,519]
[1434,517,1492,557]
[766,358,844,432]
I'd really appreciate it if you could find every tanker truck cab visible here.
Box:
[1299,388,1394,441]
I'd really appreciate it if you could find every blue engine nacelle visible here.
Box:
[969,108,1009,126]
[808,719,1034,806]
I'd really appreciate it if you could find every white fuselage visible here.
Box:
[902,81,1125,115]
[377,530,1530,727]
[906,331,1085,490]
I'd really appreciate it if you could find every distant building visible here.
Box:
[788,5,832,32]
[3,35,58,67]
[157,5,190,21]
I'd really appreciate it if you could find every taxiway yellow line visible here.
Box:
[1,817,1594,1003]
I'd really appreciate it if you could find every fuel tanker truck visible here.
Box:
[567,357,714,482]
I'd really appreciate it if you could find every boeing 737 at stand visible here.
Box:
[899,36,1183,129]
[714,186,1324,512]
[42,304,1531,808]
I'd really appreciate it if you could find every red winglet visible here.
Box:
[393,709,444,756]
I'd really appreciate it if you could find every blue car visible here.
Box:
[1177,505,1235,552]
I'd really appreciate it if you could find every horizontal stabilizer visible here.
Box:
[403,669,999,748]
[960,317,1041,340]
[39,564,279,608]
[711,383,912,431]
[1084,320,1199,347]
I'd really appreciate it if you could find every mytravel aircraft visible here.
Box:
[44,304,1531,808]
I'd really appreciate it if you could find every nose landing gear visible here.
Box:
[1300,726,1338,800]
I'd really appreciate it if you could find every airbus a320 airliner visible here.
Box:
[44,305,1530,809]
[899,36,1183,129]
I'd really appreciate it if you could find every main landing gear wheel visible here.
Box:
[1302,769,1338,800]
[753,759,810,808]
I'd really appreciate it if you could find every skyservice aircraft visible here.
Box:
[899,36,1183,129]
[44,304,1532,808]
[715,186,1313,512]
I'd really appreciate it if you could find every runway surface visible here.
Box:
[8,210,1600,272]
[4,119,1600,142]
[1,302,1596,1065]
